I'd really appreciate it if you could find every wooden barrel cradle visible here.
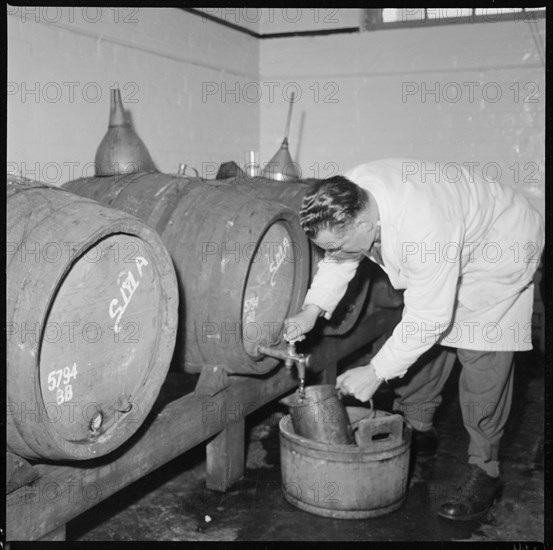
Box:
[64,172,310,375]
[7,175,179,461]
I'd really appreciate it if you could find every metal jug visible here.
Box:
[280,384,354,445]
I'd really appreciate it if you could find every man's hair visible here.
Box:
[299,176,369,238]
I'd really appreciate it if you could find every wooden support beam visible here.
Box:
[38,524,66,541]
[194,365,231,396]
[6,451,40,494]
[6,367,297,541]
[206,419,245,491]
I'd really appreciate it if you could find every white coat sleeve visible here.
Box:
[371,221,464,380]
[303,252,363,320]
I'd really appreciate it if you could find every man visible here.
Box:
[284,158,544,521]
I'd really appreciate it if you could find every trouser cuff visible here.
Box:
[469,456,500,477]
[404,417,433,432]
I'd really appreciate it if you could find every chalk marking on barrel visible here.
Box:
[110,271,140,333]
[243,294,259,324]
[109,258,149,333]
[46,362,78,406]
[134,256,148,277]
[268,237,290,287]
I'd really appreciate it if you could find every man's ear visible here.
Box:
[356,217,374,231]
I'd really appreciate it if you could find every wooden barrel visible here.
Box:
[225,174,374,336]
[64,172,310,374]
[7,175,179,461]
[280,407,411,518]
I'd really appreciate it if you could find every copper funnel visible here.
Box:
[94,88,155,176]
[262,93,300,181]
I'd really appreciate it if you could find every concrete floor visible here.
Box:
[67,350,546,543]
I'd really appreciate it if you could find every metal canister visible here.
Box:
[280,384,354,445]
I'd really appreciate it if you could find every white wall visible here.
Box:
[260,19,545,217]
[7,8,546,221]
[8,6,259,183]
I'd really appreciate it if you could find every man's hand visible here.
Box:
[335,363,382,402]
[284,304,322,342]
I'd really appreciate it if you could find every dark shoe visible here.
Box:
[412,426,439,458]
[438,465,501,521]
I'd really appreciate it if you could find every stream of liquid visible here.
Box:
[298,378,305,403]
[297,361,306,403]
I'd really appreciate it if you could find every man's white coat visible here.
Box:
[303,158,544,379]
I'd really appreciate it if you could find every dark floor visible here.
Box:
[66,350,546,543]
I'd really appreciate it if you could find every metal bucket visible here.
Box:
[280,407,412,519]
[279,385,354,445]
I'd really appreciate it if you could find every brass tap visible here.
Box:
[257,342,311,374]
[258,341,310,402]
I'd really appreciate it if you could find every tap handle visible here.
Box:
[286,341,297,356]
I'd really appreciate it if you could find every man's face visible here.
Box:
[312,216,377,257]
